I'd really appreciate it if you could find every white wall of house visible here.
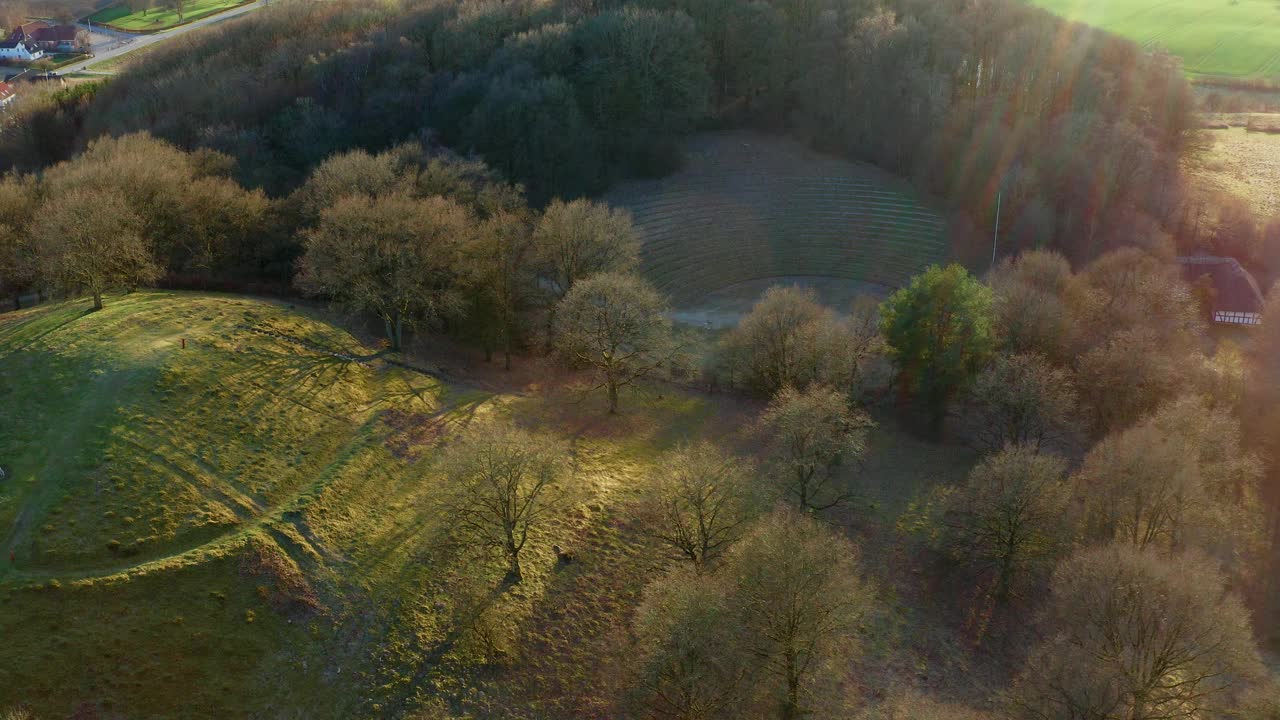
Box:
[0,44,43,61]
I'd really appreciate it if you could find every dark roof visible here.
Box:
[32,25,78,43]
[0,40,25,49]
[1178,256,1264,314]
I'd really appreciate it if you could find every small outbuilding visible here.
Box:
[1178,255,1265,326]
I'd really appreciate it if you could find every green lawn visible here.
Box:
[27,53,84,70]
[0,291,980,718]
[87,0,250,32]
[1028,0,1280,79]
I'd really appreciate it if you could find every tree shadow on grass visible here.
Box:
[0,305,98,356]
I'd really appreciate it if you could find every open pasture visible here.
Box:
[606,132,950,317]
[87,0,250,32]
[1028,0,1280,79]
[1188,123,1280,220]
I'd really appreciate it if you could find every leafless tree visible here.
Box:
[942,445,1074,602]
[967,353,1079,451]
[725,508,874,720]
[437,422,566,583]
[645,442,757,567]
[296,193,471,351]
[757,385,873,512]
[553,272,673,414]
[32,188,159,311]
[1010,544,1263,720]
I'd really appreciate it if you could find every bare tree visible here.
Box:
[645,442,757,567]
[32,189,159,311]
[967,353,1079,451]
[725,508,874,720]
[718,286,883,396]
[461,211,540,369]
[632,567,748,720]
[0,174,36,309]
[535,198,640,301]
[757,385,873,512]
[1076,328,1181,437]
[987,250,1079,362]
[296,193,470,351]
[553,272,673,414]
[437,422,566,583]
[1073,396,1263,570]
[1010,544,1262,720]
[942,445,1074,602]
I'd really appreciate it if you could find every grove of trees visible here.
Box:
[2,0,1280,716]
[2,0,1204,271]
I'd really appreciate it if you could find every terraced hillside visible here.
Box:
[606,132,950,309]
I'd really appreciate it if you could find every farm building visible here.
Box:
[5,20,50,43]
[6,22,82,53]
[1178,255,1265,326]
[0,81,15,108]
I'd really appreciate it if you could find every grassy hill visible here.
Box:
[606,132,950,311]
[0,292,978,718]
[1027,0,1280,79]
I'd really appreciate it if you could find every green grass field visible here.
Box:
[87,0,249,32]
[0,291,980,717]
[1028,0,1280,79]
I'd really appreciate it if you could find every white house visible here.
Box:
[0,40,43,62]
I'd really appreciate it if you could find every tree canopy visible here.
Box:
[880,264,995,431]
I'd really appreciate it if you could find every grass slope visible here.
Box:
[87,0,249,32]
[606,131,950,308]
[1028,0,1280,79]
[0,292,981,718]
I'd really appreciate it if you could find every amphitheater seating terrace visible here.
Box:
[605,133,950,306]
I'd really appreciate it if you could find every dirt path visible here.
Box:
[0,324,488,586]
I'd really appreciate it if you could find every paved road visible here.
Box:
[57,0,267,75]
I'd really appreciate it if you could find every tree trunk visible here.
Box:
[385,312,404,351]
[92,291,103,311]
[607,379,620,415]
[781,652,801,720]
[12,292,20,310]
[507,550,522,584]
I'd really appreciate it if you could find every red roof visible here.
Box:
[7,21,50,42]
[0,82,16,102]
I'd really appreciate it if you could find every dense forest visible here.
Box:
[1,0,1205,276]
